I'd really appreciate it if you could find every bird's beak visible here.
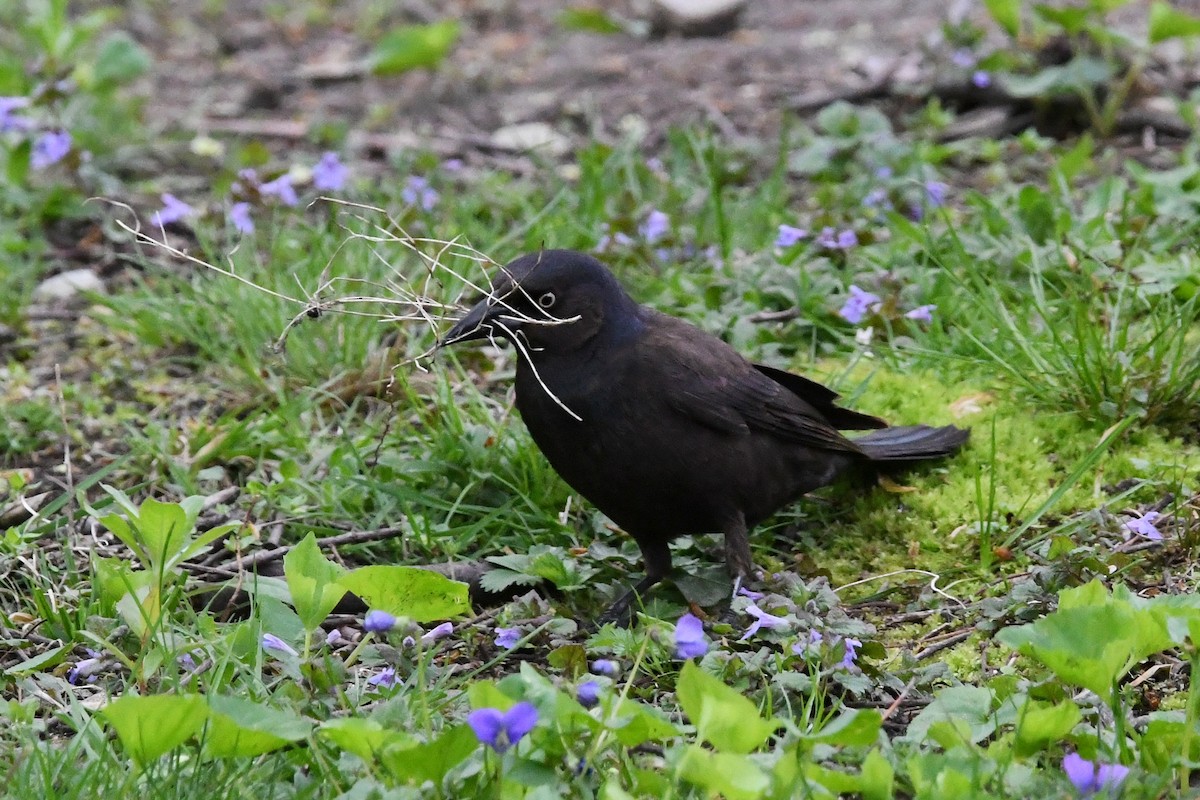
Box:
[441,296,511,346]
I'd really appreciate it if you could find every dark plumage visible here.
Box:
[444,249,968,620]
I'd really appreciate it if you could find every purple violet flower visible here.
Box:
[421,622,454,643]
[925,181,948,207]
[261,633,298,657]
[367,666,397,688]
[905,304,937,322]
[972,70,992,89]
[442,157,464,172]
[402,176,439,210]
[791,629,823,656]
[596,223,635,252]
[325,629,343,646]
[1062,753,1129,795]
[737,585,765,601]
[675,612,709,659]
[261,174,299,206]
[177,653,197,671]
[840,637,862,669]
[494,627,520,649]
[951,49,976,68]
[229,202,254,234]
[838,285,881,324]
[67,649,104,685]
[363,610,397,633]
[312,152,348,191]
[816,227,856,250]
[577,681,602,708]
[703,244,724,268]
[151,193,193,227]
[468,702,538,753]
[863,188,890,209]
[31,130,71,169]
[1123,511,1163,541]
[775,224,808,248]
[739,603,788,641]
[234,167,258,190]
[591,658,619,677]
[640,209,670,243]
[0,97,31,133]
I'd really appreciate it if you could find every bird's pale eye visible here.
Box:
[538,291,556,309]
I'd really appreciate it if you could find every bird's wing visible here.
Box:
[752,363,887,431]
[638,312,864,454]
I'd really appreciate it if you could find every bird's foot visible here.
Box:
[596,573,664,628]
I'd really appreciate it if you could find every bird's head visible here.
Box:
[442,250,639,355]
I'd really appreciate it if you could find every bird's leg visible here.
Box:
[723,511,754,587]
[598,572,663,628]
[597,534,671,627]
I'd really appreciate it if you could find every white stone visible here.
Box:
[491,122,571,156]
[651,0,746,36]
[32,268,105,302]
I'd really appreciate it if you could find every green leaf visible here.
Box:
[547,643,588,676]
[802,708,882,747]
[1016,185,1057,244]
[1001,57,1113,98]
[1014,700,1081,758]
[677,745,769,800]
[558,8,623,34]
[1149,1,1200,42]
[674,565,734,607]
[1032,4,1091,34]
[903,686,997,745]
[319,717,414,762]
[983,0,1021,36]
[676,661,776,754]
[337,565,469,623]
[132,497,190,571]
[6,138,30,184]
[369,20,460,76]
[284,533,348,630]
[90,555,146,610]
[101,694,209,766]
[116,584,160,636]
[478,567,540,594]
[1053,134,1094,184]
[203,695,312,758]
[607,698,681,747]
[997,581,1173,698]
[4,645,65,676]
[380,724,478,785]
[859,748,895,800]
[1142,713,1200,773]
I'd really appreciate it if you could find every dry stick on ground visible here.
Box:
[882,678,918,721]
[914,628,974,661]
[192,524,410,578]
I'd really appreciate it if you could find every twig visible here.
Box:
[197,523,409,577]
[913,629,974,660]
[200,485,241,512]
[882,678,917,721]
[747,308,802,324]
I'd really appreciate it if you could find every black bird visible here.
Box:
[444,250,968,620]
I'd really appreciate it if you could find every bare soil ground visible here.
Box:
[130,0,961,157]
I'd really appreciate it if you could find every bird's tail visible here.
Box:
[852,424,969,465]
